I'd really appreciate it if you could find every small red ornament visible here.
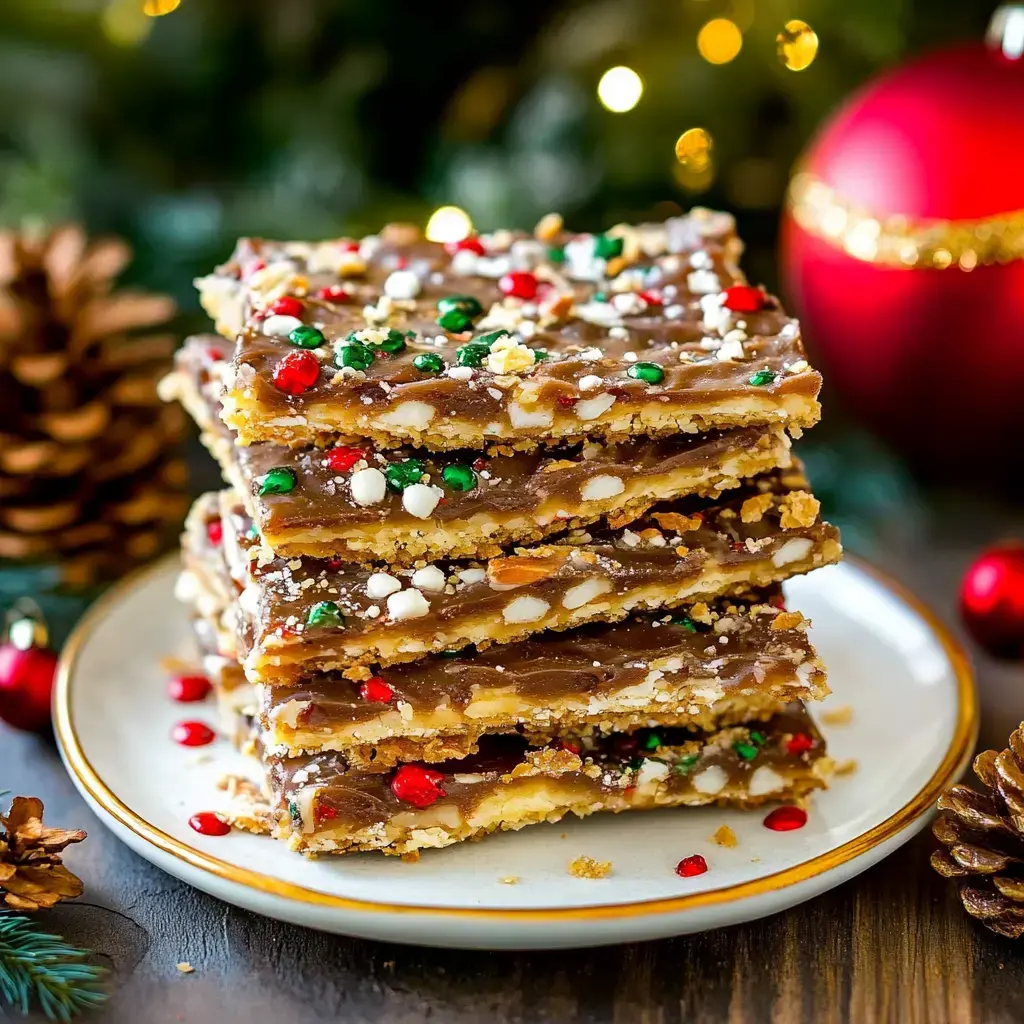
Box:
[0,601,57,733]
[206,519,223,546]
[189,812,231,836]
[390,765,445,808]
[675,854,708,878]
[763,805,807,832]
[721,285,766,313]
[317,285,351,303]
[446,236,486,256]
[785,733,815,756]
[360,676,394,703]
[499,271,538,300]
[169,674,212,703]
[638,289,663,307]
[325,446,367,473]
[172,720,216,747]
[241,258,266,280]
[960,543,1024,659]
[273,350,321,395]
[268,296,304,318]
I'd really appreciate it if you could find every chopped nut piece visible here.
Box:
[778,490,821,529]
[176,963,195,974]
[712,825,738,848]
[740,493,774,523]
[689,602,713,625]
[534,212,563,241]
[400,851,421,863]
[568,855,612,879]
[820,705,854,726]
[770,610,806,632]
[487,551,568,588]
[499,876,520,885]
[835,759,859,776]
[652,511,703,533]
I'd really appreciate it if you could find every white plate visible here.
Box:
[55,556,976,950]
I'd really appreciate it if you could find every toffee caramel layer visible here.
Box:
[166,334,794,564]
[197,210,821,451]
[183,469,841,685]
[266,705,830,855]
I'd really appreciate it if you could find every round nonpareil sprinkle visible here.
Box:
[306,601,344,628]
[627,362,665,385]
[257,467,297,496]
[675,854,708,878]
[763,806,807,831]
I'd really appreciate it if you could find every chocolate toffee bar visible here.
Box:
[165,334,795,563]
[183,470,840,685]
[265,704,831,855]
[196,209,821,451]
[258,601,827,765]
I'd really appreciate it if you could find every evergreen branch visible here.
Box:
[0,913,107,1021]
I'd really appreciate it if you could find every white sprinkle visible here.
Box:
[446,366,474,381]
[577,374,603,392]
[502,595,550,624]
[580,475,624,502]
[687,269,720,295]
[383,269,421,300]
[262,314,304,338]
[636,759,670,786]
[364,605,381,619]
[411,565,446,592]
[401,483,443,520]
[366,573,402,599]
[350,467,386,506]
[386,588,430,621]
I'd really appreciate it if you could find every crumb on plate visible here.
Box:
[568,855,612,879]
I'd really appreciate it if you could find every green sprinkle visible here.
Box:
[547,245,565,264]
[674,754,699,775]
[748,368,777,387]
[437,309,473,332]
[306,601,344,628]
[441,464,477,492]
[365,328,407,354]
[288,324,325,349]
[288,800,301,825]
[593,234,624,260]
[437,294,483,318]
[246,523,260,541]
[257,467,297,496]
[413,352,445,374]
[749,730,767,746]
[627,362,665,385]
[593,292,607,303]
[531,348,549,361]
[672,616,698,632]
[455,342,491,367]
[437,648,467,659]
[385,458,426,492]
[335,342,374,371]
[644,733,662,751]
[733,741,759,762]
[475,329,510,347]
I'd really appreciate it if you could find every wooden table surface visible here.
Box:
[5,490,1024,1024]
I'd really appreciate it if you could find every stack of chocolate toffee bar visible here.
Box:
[163,209,842,856]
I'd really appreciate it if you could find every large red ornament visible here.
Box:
[960,543,1024,659]
[0,605,57,733]
[780,14,1024,472]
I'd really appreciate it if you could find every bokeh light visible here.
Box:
[101,0,153,45]
[596,66,644,113]
[425,206,472,243]
[673,127,714,193]
[143,0,182,14]
[697,19,742,65]
[777,20,819,71]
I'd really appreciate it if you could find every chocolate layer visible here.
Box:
[197,211,820,450]
[266,704,830,855]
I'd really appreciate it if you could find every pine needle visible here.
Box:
[0,913,107,1020]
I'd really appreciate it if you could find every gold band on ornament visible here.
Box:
[786,171,1024,270]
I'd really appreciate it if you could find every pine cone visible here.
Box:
[0,224,187,585]
[932,724,1024,937]
[0,796,87,912]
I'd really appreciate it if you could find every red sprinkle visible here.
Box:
[273,350,321,395]
[446,236,486,256]
[168,675,212,703]
[391,765,446,808]
[556,395,577,408]
[205,346,224,362]
[721,285,766,313]
[552,740,581,755]
[189,812,231,836]
[326,446,367,473]
[675,854,708,878]
[268,296,304,318]
[315,802,338,823]
[638,289,663,306]
[471,457,488,472]
[206,519,223,546]
[317,285,352,303]
[763,805,808,832]
[172,720,216,747]
[241,258,266,280]
[499,271,539,300]
[785,733,815,756]
[360,676,394,703]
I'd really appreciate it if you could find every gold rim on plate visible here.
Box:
[54,554,978,922]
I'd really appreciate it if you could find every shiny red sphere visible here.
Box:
[273,350,321,396]
[0,642,57,732]
[172,720,216,747]
[960,543,1024,659]
[268,296,304,318]
[781,42,1024,471]
[360,676,394,703]
[189,812,231,836]
[390,765,445,808]
[499,271,539,300]
[168,674,212,703]
[763,805,808,832]
[675,854,708,878]
[326,446,367,473]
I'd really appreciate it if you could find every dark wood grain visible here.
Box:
[6,489,1024,1024]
